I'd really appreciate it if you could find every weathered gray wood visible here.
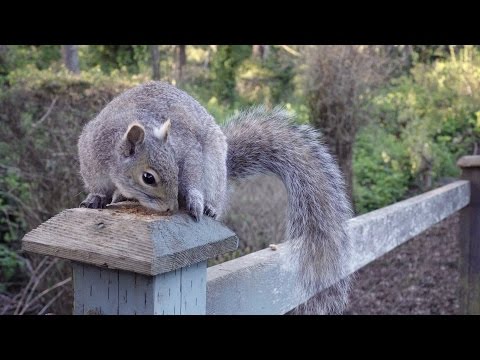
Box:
[345,180,469,272]
[207,243,303,315]
[22,203,238,276]
[73,261,207,315]
[150,269,182,315]
[206,180,470,314]
[457,155,480,168]
[458,155,480,314]
[118,271,156,315]
[179,262,207,314]
[72,263,119,315]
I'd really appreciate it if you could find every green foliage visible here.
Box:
[0,244,23,286]
[236,57,295,106]
[79,45,150,74]
[0,67,147,292]
[0,45,61,85]
[376,49,480,175]
[353,126,412,213]
[210,45,251,104]
[6,45,61,70]
[192,45,297,122]
[355,47,480,213]
[411,45,451,64]
[0,172,27,285]
[3,45,480,308]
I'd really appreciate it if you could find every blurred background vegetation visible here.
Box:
[0,45,479,314]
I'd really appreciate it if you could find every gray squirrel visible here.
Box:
[78,81,353,314]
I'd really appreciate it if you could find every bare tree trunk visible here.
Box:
[150,45,161,80]
[61,45,80,74]
[204,45,214,68]
[305,46,396,209]
[336,140,354,204]
[252,45,270,61]
[263,45,270,60]
[310,105,355,203]
[403,45,413,69]
[174,45,186,85]
[252,45,263,59]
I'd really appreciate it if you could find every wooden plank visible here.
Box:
[72,261,207,315]
[118,271,157,315]
[458,156,480,314]
[346,180,470,272]
[178,261,207,315]
[22,204,238,276]
[72,263,119,315]
[457,155,480,168]
[150,270,182,315]
[206,180,470,315]
[207,244,303,315]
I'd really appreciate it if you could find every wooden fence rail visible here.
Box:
[21,156,480,314]
[207,180,470,314]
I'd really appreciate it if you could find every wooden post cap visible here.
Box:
[457,155,480,168]
[22,202,238,276]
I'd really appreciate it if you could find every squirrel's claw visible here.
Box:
[111,191,128,204]
[186,189,204,222]
[204,205,217,219]
[187,203,202,222]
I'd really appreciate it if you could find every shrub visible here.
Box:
[0,67,147,313]
[210,45,251,104]
[353,126,412,214]
[355,47,480,213]
[235,48,295,107]
[371,48,480,188]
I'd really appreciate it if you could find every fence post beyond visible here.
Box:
[457,155,480,315]
[21,203,238,315]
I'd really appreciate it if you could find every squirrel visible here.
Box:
[78,81,353,314]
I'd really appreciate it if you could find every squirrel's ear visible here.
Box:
[153,119,171,143]
[121,123,145,156]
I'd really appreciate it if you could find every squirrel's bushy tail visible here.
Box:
[223,106,353,314]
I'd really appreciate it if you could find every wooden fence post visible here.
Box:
[21,203,238,315]
[457,155,480,314]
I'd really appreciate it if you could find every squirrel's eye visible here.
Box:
[142,172,156,185]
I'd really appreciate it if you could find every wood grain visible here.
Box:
[457,155,480,168]
[73,261,207,314]
[206,180,470,314]
[22,204,238,276]
[458,155,480,314]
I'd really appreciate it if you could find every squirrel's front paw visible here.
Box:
[204,204,217,219]
[80,193,108,209]
[186,189,204,222]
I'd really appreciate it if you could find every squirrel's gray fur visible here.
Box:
[78,81,353,314]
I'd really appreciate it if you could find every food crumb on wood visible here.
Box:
[106,201,169,216]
